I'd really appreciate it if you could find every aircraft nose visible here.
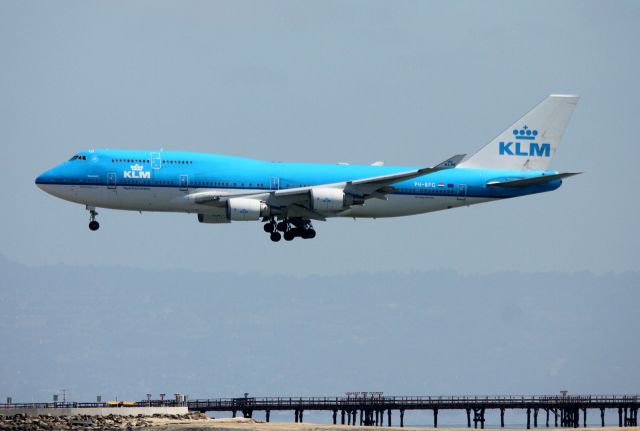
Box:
[35,168,54,190]
[35,173,45,188]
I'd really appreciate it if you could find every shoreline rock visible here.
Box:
[0,412,208,430]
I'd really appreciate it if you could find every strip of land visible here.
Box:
[1,415,639,431]
[147,418,640,431]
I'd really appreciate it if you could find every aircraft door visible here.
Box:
[270,177,280,190]
[179,174,189,191]
[107,172,117,189]
[150,152,162,169]
[457,184,467,200]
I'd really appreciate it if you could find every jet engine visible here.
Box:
[309,188,364,211]
[227,198,268,221]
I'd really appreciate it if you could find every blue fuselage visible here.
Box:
[36,149,561,204]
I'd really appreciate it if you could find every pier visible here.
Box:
[1,394,638,428]
[185,394,639,428]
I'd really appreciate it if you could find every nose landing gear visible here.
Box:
[87,206,100,231]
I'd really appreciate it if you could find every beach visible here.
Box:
[148,417,640,431]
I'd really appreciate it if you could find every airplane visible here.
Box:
[35,94,580,242]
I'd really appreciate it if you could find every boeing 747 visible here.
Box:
[35,95,580,242]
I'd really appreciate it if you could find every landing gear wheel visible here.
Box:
[87,206,100,231]
[276,221,288,232]
[302,228,316,239]
[263,223,275,233]
[270,232,281,242]
[283,230,295,241]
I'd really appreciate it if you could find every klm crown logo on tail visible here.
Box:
[498,125,551,157]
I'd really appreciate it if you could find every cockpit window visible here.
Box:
[69,154,87,161]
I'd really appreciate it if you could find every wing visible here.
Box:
[190,154,465,220]
[264,153,465,201]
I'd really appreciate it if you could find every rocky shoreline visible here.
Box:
[0,412,208,430]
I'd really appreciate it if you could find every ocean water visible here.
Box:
[210,408,619,428]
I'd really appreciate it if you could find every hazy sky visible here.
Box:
[1,1,639,274]
[1,2,639,417]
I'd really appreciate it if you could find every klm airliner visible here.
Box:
[36,95,580,242]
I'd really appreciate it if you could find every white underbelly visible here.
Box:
[42,185,495,219]
[340,194,494,218]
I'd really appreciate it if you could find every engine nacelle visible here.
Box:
[227,198,267,221]
[309,188,364,211]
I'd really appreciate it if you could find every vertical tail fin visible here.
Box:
[459,95,579,170]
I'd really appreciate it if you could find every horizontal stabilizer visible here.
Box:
[486,172,581,188]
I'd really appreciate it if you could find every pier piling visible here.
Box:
[546,408,549,427]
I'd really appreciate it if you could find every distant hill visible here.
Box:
[1,256,638,412]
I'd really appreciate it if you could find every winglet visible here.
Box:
[433,154,466,170]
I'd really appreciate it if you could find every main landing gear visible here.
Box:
[263,219,281,242]
[262,218,316,242]
[87,206,100,231]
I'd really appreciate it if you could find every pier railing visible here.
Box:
[1,395,639,411]
[183,395,640,428]
[186,395,640,410]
